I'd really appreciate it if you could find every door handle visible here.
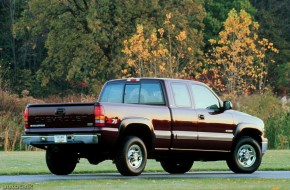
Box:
[198,114,205,120]
[55,108,66,116]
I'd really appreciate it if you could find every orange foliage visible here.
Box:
[122,13,195,78]
[201,9,278,95]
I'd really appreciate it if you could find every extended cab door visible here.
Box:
[169,82,199,149]
[190,84,235,151]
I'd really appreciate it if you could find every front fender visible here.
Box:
[234,123,264,137]
[233,123,268,154]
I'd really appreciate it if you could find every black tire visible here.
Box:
[227,136,262,173]
[46,147,78,175]
[115,136,147,176]
[160,159,194,174]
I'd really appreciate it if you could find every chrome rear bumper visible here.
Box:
[22,134,99,145]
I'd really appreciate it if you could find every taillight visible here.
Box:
[94,105,105,127]
[24,107,29,129]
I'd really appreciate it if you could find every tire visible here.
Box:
[115,136,147,176]
[227,136,262,173]
[46,147,78,175]
[160,159,194,174]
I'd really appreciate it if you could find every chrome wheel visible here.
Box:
[237,144,256,168]
[115,136,147,176]
[227,137,262,173]
[127,144,143,169]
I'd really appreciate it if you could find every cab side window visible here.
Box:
[191,84,220,110]
[124,82,165,105]
[99,83,124,103]
[171,83,191,107]
[140,83,165,105]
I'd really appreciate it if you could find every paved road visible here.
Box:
[0,171,289,183]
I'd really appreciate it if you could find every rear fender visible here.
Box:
[119,118,154,138]
[117,118,155,150]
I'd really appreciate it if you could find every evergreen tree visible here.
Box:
[251,0,290,93]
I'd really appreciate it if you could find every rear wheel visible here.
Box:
[160,159,194,174]
[227,136,261,173]
[46,146,78,175]
[115,136,147,176]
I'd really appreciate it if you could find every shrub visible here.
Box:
[0,90,44,151]
[0,90,95,151]
[236,93,289,149]
[1,90,289,150]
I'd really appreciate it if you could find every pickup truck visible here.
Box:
[22,78,268,176]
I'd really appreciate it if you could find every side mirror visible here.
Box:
[223,100,233,111]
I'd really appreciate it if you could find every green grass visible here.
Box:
[0,179,290,190]
[0,150,289,190]
[0,150,289,175]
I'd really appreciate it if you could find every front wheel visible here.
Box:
[46,147,78,175]
[160,159,194,174]
[227,136,262,173]
[115,136,147,176]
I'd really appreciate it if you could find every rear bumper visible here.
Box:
[22,133,99,145]
[261,136,268,155]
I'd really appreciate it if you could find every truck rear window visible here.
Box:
[100,82,165,105]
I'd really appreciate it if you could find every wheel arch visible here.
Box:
[233,123,264,148]
[118,118,155,151]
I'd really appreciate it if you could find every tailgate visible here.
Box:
[27,103,95,128]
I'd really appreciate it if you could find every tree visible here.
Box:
[0,0,30,92]
[201,9,278,95]
[204,0,256,51]
[276,62,290,95]
[250,0,290,94]
[122,14,199,78]
[14,0,113,96]
[122,0,206,78]
[13,0,206,96]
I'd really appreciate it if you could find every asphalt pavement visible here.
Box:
[0,171,289,183]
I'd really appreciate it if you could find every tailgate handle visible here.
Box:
[55,108,66,116]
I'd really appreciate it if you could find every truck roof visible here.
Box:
[107,78,206,86]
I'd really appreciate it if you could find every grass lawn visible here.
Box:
[0,150,289,175]
[0,178,290,190]
[0,150,289,190]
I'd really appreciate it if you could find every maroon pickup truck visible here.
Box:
[22,78,268,176]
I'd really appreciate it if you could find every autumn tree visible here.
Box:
[122,15,188,78]
[204,0,256,44]
[201,9,278,95]
[122,11,204,78]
